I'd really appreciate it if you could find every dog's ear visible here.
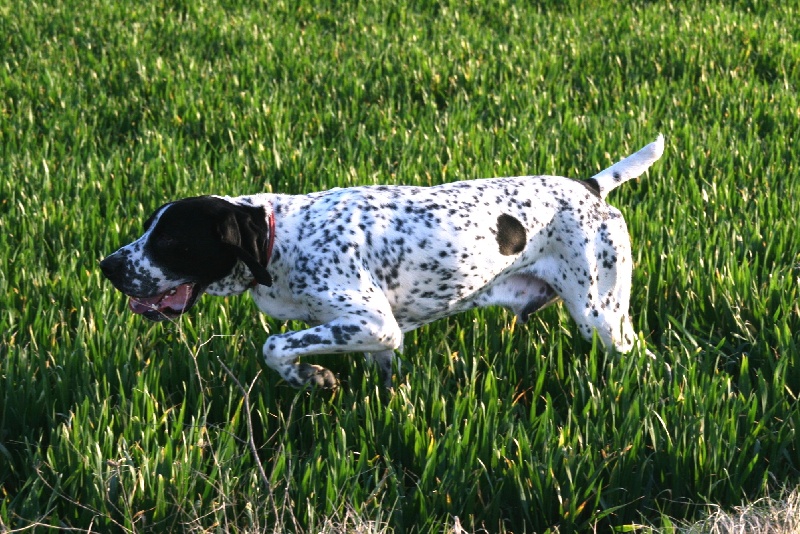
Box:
[218,207,273,287]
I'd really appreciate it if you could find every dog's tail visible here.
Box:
[587,134,664,199]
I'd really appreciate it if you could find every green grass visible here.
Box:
[2,0,800,531]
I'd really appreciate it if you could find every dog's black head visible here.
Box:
[100,196,273,321]
[143,196,273,287]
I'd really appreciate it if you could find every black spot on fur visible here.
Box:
[612,171,621,182]
[496,214,526,256]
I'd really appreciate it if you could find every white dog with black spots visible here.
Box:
[101,135,664,388]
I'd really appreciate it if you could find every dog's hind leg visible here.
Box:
[558,220,637,353]
[566,302,636,353]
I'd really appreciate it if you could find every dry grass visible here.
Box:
[675,488,800,534]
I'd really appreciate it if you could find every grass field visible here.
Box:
[2,0,800,532]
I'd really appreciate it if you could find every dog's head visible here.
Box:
[100,196,273,321]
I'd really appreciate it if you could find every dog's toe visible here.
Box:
[297,363,339,389]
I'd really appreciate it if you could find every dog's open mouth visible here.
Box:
[128,283,203,321]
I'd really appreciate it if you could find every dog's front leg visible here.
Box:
[365,345,403,388]
[262,313,402,389]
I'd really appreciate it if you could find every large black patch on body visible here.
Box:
[495,214,527,256]
[145,196,269,285]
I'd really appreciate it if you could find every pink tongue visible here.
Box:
[129,284,194,314]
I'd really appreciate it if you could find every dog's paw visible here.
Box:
[296,363,339,389]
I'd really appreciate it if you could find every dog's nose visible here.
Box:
[99,254,122,280]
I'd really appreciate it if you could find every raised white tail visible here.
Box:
[589,134,664,199]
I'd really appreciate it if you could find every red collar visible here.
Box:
[249,208,275,288]
[265,207,276,267]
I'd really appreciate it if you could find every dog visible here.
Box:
[100,135,664,388]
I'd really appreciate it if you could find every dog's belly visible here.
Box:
[388,263,560,331]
